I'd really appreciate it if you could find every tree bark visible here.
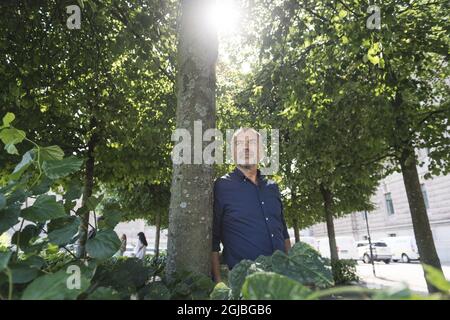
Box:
[166,0,218,279]
[76,126,97,258]
[320,184,339,281]
[154,210,161,257]
[399,144,443,293]
[292,217,300,243]
[391,89,443,293]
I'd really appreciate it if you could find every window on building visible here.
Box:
[421,184,430,210]
[385,193,395,215]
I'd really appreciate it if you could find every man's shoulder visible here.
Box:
[214,172,234,187]
[264,178,281,193]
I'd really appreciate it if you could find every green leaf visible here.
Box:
[99,210,123,229]
[10,265,41,284]
[42,156,83,179]
[368,54,380,65]
[64,180,83,203]
[338,10,347,18]
[0,128,26,154]
[143,282,171,300]
[12,224,40,249]
[228,260,255,299]
[0,251,12,272]
[0,193,6,210]
[372,286,427,300]
[210,282,232,300]
[2,112,15,127]
[0,206,20,234]
[10,149,35,180]
[47,216,80,246]
[21,195,67,223]
[40,145,64,161]
[424,264,450,293]
[241,272,312,300]
[86,229,121,260]
[64,180,83,212]
[23,256,45,269]
[22,268,90,300]
[30,177,53,195]
[271,242,333,288]
[91,257,150,292]
[86,195,103,211]
[87,287,120,300]
[8,255,45,284]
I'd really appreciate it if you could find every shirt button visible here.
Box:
[266,217,269,221]
[271,234,274,237]
[261,201,264,205]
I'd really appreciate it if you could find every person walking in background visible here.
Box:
[133,232,148,260]
[119,234,127,256]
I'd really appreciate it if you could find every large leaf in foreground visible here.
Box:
[47,216,80,246]
[242,272,312,300]
[86,229,121,260]
[42,156,83,179]
[0,205,20,233]
[271,242,333,288]
[21,195,66,223]
[22,268,89,300]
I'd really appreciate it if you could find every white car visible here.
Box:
[317,236,358,260]
[379,236,420,263]
[357,241,392,264]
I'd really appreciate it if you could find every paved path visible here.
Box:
[356,261,450,293]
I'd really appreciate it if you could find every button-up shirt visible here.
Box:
[212,167,290,269]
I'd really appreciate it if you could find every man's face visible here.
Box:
[234,130,260,167]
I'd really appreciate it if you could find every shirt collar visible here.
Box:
[232,167,265,183]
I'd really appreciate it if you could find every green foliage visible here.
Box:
[242,272,312,300]
[47,217,80,246]
[21,268,89,300]
[85,230,121,261]
[424,264,450,295]
[21,195,67,223]
[0,114,126,299]
[141,281,171,300]
[42,157,84,180]
[210,282,232,300]
[228,242,333,299]
[164,270,215,300]
[331,259,360,285]
[91,257,153,299]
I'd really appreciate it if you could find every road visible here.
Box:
[356,261,450,293]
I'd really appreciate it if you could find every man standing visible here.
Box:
[211,128,291,283]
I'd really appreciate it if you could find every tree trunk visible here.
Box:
[399,144,443,293]
[292,217,300,243]
[76,128,97,258]
[320,184,339,281]
[154,210,161,258]
[166,0,218,279]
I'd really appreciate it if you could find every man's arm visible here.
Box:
[284,238,292,253]
[211,252,222,283]
[276,184,291,254]
[211,181,223,283]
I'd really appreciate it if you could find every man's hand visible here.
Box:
[284,238,292,253]
[211,251,222,283]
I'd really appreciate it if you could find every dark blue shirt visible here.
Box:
[212,167,289,269]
